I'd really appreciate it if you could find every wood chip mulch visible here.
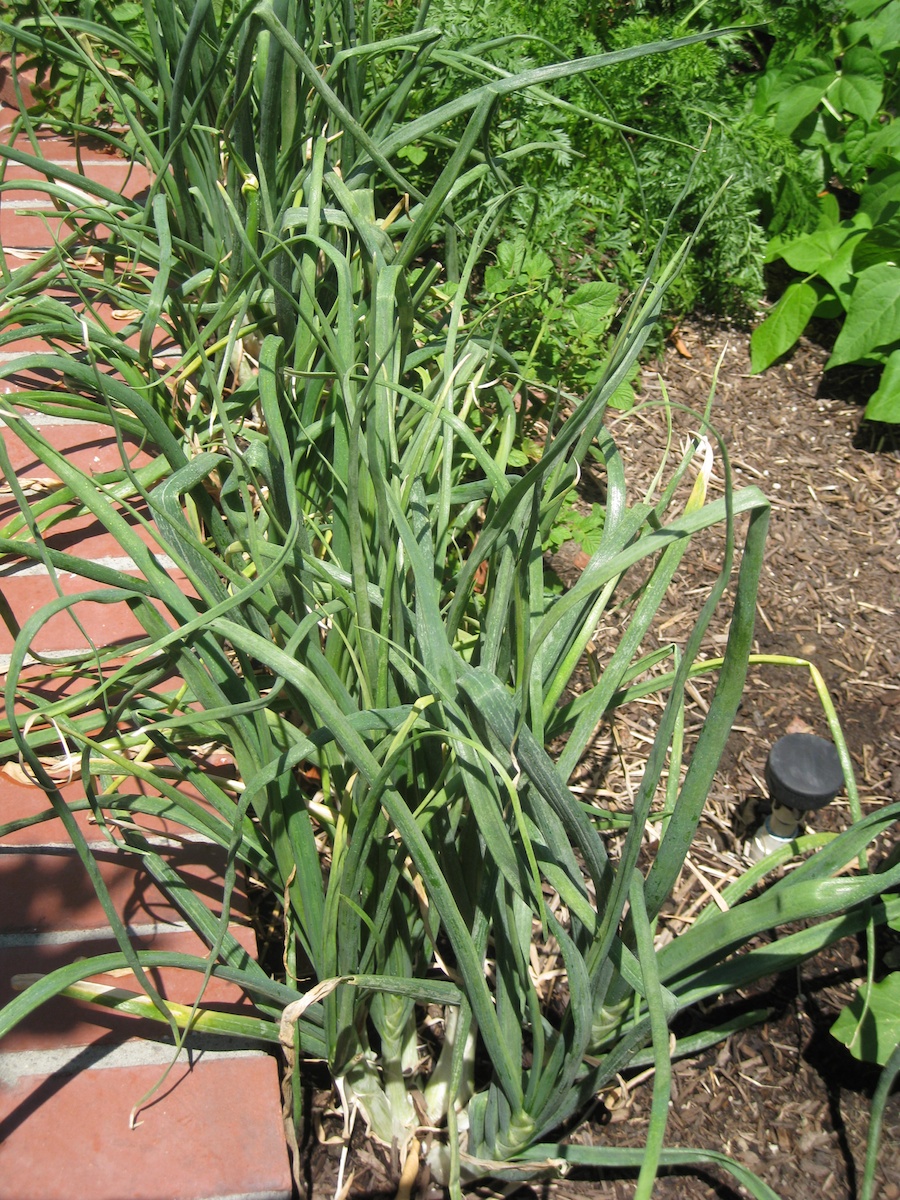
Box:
[530,317,900,1200]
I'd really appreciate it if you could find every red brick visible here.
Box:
[0,322,143,362]
[0,924,262,1053]
[0,840,244,936]
[0,504,165,562]
[0,57,42,114]
[0,416,163,554]
[1,419,156,475]
[1,140,147,174]
[0,331,63,357]
[0,156,152,199]
[0,117,292,1200]
[0,203,133,254]
[0,176,148,254]
[2,129,79,150]
[0,323,179,366]
[0,775,139,846]
[0,567,194,654]
[0,337,176,370]
[0,654,189,709]
[0,766,240,851]
[0,206,102,252]
[0,271,175,366]
[0,1051,292,1200]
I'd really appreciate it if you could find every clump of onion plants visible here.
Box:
[1,3,898,1197]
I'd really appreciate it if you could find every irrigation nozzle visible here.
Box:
[743,732,844,863]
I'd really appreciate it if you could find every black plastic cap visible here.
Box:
[765,733,844,812]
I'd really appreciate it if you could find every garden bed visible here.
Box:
[3,5,900,1197]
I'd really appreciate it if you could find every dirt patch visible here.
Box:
[296,318,900,1200]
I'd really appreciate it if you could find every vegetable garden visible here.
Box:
[0,2,898,1197]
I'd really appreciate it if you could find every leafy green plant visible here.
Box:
[749,0,900,423]
[0,3,898,1197]
[832,965,900,1065]
[543,494,607,556]
[370,0,807,350]
[832,924,900,1200]
[481,235,636,402]
[2,1,157,122]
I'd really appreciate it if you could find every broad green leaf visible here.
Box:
[494,240,521,277]
[750,67,778,116]
[484,265,514,294]
[831,973,900,1064]
[868,119,900,156]
[750,280,821,372]
[397,143,428,166]
[841,118,881,173]
[841,118,900,171]
[569,302,615,339]
[864,348,900,421]
[606,377,637,411]
[859,165,900,223]
[493,238,553,285]
[779,224,869,298]
[852,216,900,272]
[763,232,789,265]
[522,249,553,284]
[845,0,887,19]
[766,58,837,134]
[845,2,900,52]
[565,281,619,311]
[818,238,871,305]
[817,191,842,229]
[813,293,846,320]
[828,262,900,366]
[834,46,885,121]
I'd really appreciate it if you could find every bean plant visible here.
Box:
[1,3,898,1196]
[748,0,900,424]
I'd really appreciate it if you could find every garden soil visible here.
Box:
[296,318,900,1200]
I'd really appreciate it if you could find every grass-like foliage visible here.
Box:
[0,3,898,1195]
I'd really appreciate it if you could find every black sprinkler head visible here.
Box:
[764,733,844,814]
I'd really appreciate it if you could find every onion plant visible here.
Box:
[1,3,898,1196]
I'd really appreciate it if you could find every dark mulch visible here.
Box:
[297,318,900,1200]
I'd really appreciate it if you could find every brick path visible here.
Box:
[0,83,292,1200]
